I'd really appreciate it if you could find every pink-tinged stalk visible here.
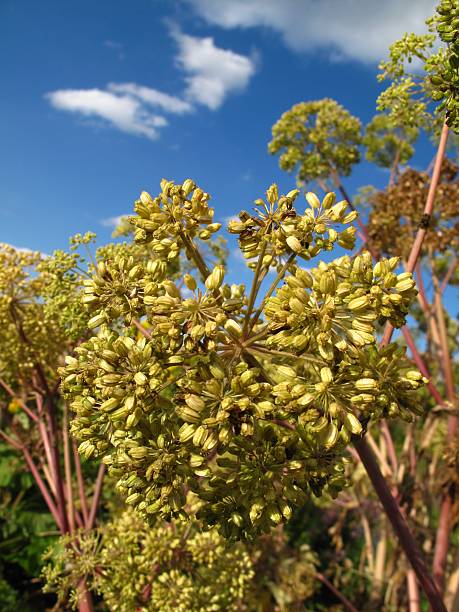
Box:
[382,122,449,346]
[87,464,105,530]
[408,568,421,612]
[76,579,95,612]
[45,395,69,534]
[0,377,39,422]
[63,407,76,534]
[357,122,449,608]
[22,447,62,530]
[73,441,90,525]
[401,327,444,405]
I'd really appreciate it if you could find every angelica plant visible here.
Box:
[0,237,106,611]
[60,178,426,545]
[268,99,362,188]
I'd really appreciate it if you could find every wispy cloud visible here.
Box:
[108,83,193,114]
[1,242,48,257]
[46,89,168,140]
[46,29,256,139]
[186,0,435,64]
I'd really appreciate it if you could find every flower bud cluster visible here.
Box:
[271,344,426,445]
[265,251,416,359]
[228,185,356,269]
[0,243,90,394]
[430,1,459,130]
[82,256,150,325]
[61,179,426,540]
[130,180,221,254]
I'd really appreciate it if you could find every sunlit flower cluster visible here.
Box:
[60,179,426,539]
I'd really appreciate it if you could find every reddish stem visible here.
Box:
[36,394,58,492]
[77,579,95,612]
[73,441,90,525]
[381,122,449,346]
[407,567,421,612]
[45,394,69,533]
[0,428,22,450]
[22,447,62,531]
[132,318,152,340]
[63,407,76,534]
[0,377,39,422]
[401,327,444,405]
[87,464,105,530]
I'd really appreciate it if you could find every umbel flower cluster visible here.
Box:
[60,179,427,539]
[431,0,459,130]
[42,508,319,611]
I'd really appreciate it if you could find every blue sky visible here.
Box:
[0,0,441,288]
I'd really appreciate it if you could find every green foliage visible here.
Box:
[268,99,362,185]
[0,443,56,609]
[0,575,20,609]
[375,3,459,137]
[60,179,425,543]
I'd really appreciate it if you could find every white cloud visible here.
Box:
[46,29,256,139]
[108,83,193,114]
[0,242,48,257]
[100,215,129,228]
[1,242,33,253]
[186,0,436,64]
[172,29,257,109]
[46,88,168,140]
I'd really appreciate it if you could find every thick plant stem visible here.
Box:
[382,121,449,346]
[77,579,95,612]
[354,437,446,612]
